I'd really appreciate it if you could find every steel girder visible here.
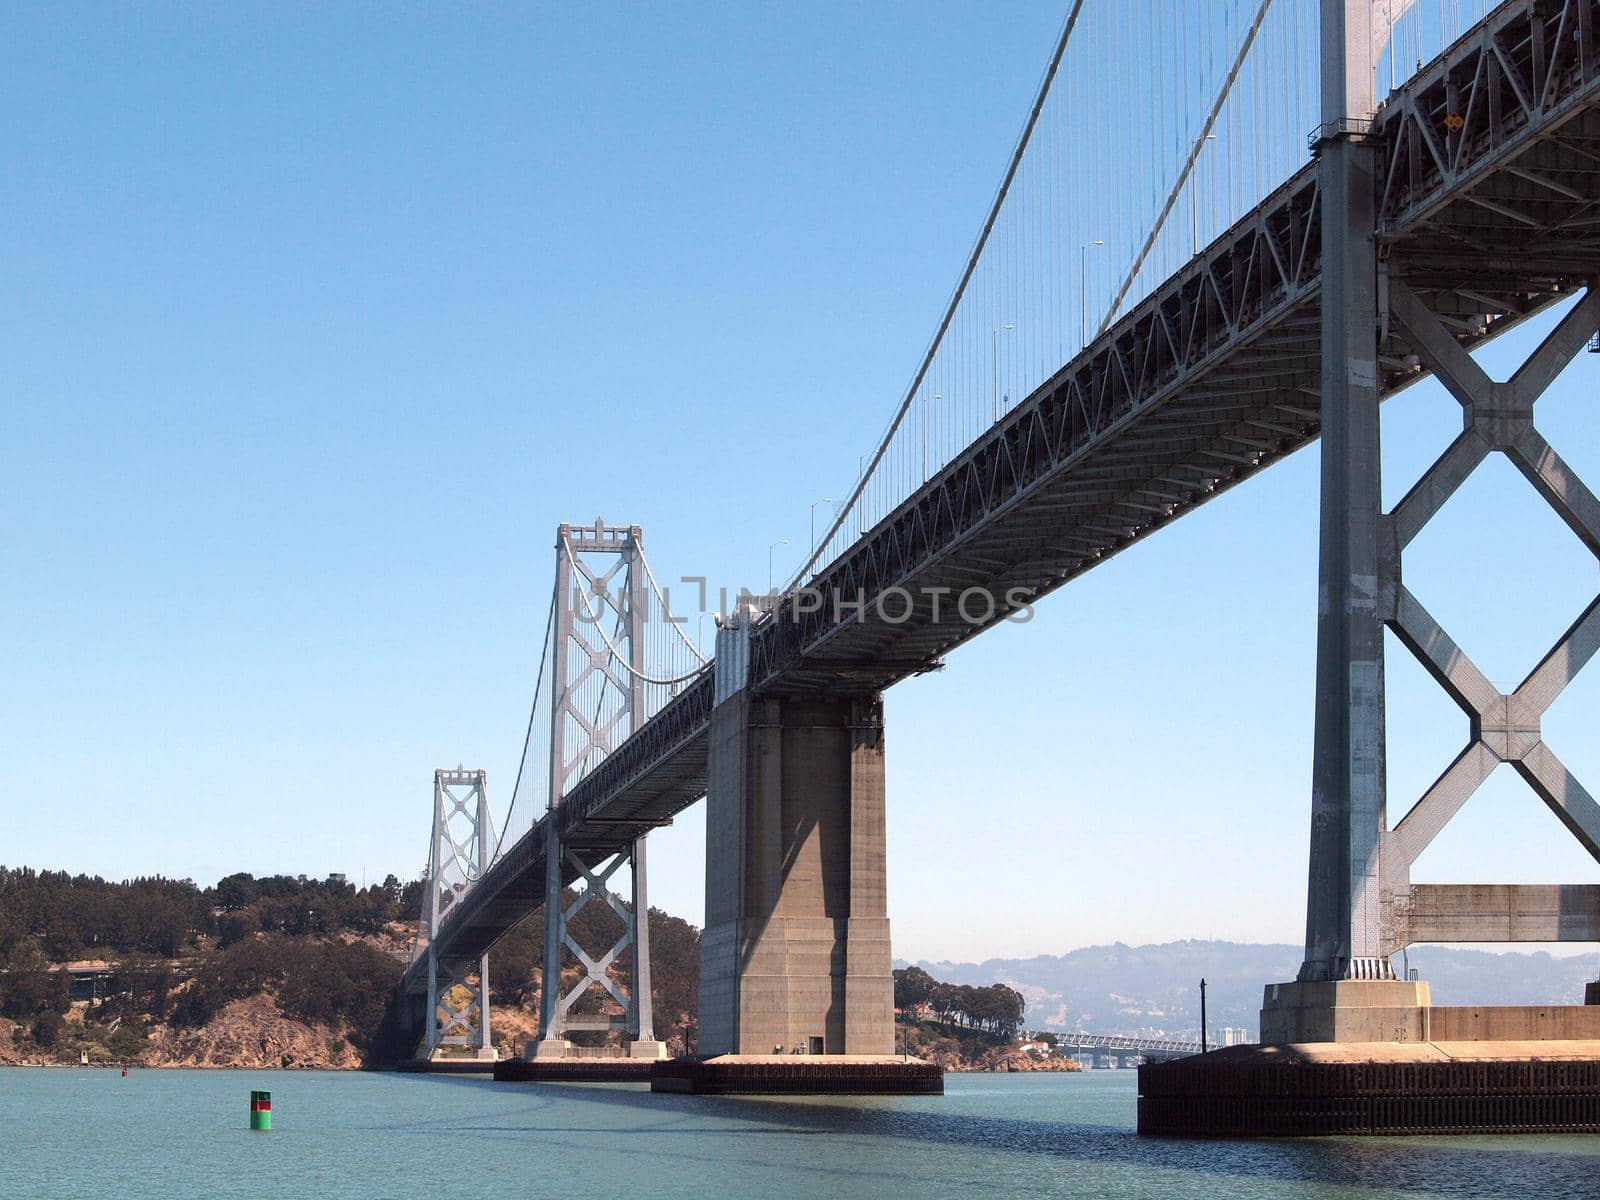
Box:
[749,166,1327,693]
[745,3,1600,697]
[1379,0,1600,235]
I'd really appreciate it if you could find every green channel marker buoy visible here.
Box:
[249,1089,272,1131]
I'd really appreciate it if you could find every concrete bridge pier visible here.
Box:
[696,614,895,1058]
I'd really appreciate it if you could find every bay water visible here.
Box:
[1,1067,1595,1198]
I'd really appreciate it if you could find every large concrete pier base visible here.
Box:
[698,682,894,1058]
[1259,980,1432,1044]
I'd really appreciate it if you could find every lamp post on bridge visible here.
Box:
[808,498,833,563]
[768,538,789,597]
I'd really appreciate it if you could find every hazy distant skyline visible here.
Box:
[6,3,1600,962]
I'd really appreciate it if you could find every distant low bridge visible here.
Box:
[1055,1033,1204,1064]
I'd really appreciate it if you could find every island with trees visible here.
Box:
[0,865,1057,1071]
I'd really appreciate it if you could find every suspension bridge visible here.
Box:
[400,0,1600,1123]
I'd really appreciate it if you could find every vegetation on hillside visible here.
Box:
[0,864,701,1065]
[0,866,422,962]
[3,865,1021,1068]
[894,965,1026,1038]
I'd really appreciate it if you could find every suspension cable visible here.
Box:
[780,0,1087,597]
[637,542,710,663]
[1095,0,1275,338]
[491,588,556,858]
[563,541,710,686]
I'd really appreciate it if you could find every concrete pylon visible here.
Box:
[1299,0,1393,987]
[698,609,894,1056]
[1263,0,1429,1039]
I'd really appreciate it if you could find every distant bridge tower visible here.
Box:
[535,519,664,1059]
[421,768,497,1061]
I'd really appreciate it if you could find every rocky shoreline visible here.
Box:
[2,987,1080,1074]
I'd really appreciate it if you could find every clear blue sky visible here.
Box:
[5,3,1598,962]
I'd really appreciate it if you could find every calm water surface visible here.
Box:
[1,1067,1596,1199]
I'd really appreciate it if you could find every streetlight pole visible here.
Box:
[808,498,834,559]
[991,325,1013,420]
[1079,240,1104,347]
[767,538,789,596]
[858,457,865,535]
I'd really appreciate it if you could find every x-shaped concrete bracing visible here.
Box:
[553,848,637,1028]
[1379,282,1600,948]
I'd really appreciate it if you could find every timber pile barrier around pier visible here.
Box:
[1139,1048,1600,1136]
[493,1058,657,1083]
[651,1056,944,1096]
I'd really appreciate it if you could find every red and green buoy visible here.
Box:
[249,1090,272,1131]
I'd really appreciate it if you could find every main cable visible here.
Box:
[492,587,557,858]
[1095,0,1276,339]
[782,0,1087,597]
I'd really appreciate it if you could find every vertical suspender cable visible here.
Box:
[784,0,1086,595]
[1096,0,1277,340]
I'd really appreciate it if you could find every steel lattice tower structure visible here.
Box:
[535,520,662,1059]
[421,768,496,1061]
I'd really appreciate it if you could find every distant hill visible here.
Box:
[905,941,1600,1040]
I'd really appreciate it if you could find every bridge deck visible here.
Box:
[408,1,1600,992]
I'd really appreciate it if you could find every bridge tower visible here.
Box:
[1266,0,1600,1041]
[535,520,664,1060]
[420,768,497,1061]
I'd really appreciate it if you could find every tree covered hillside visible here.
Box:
[0,864,701,1066]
